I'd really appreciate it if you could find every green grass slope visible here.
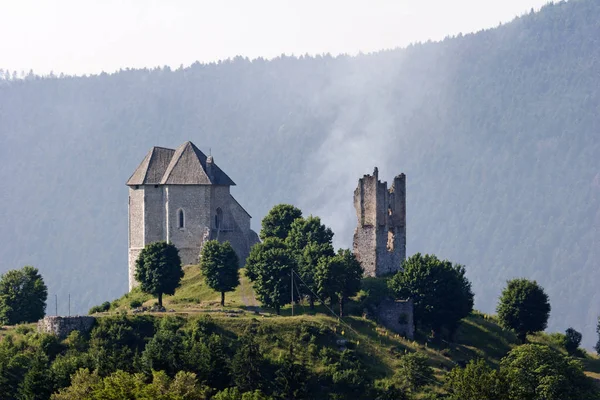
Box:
[95,265,600,391]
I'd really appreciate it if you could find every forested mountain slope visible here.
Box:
[1,0,599,345]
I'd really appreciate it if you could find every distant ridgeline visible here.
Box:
[1,0,599,346]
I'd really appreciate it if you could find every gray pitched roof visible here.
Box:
[126,147,175,185]
[127,141,235,186]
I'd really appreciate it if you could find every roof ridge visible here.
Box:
[141,148,156,184]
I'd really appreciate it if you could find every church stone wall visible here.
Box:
[144,185,165,243]
[128,187,145,248]
[128,249,142,290]
[166,185,210,266]
[212,187,258,266]
[128,187,145,290]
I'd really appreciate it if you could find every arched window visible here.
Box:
[178,209,185,229]
[215,208,223,229]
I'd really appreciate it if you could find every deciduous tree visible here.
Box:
[199,240,240,306]
[286,216,335,309]
[388,253,474,339]
[286,216,334,252]
[445,359,506,400]
[135,241,183,307]
[500,344,596,400]
[496,279,551,342]
[0,265,47,325]
[245,238,295,314]
[564,327,582,355]
[315,249,362,317]
[259,204,302,241]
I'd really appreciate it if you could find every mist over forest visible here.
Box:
[1,0,598,345]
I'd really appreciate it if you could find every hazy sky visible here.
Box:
[1,0,551,76]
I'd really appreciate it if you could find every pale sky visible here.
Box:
[0,0,551,76]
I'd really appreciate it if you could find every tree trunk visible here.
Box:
[518,332,527,343]
[309,295,315,310]
[276,305,280,315]
[339,297,344,318]
[158,292,163,307]
[221,292,225,307]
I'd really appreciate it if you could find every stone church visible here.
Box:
[126,141,259,291]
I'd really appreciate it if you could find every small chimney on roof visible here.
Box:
[206,155,214,181]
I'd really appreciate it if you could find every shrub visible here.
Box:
[88,301,111,314]
[129,299,143,308]
[394,352,435,391]
[15,325,33,335]
[565,327,582,355]
[548,332,567,348]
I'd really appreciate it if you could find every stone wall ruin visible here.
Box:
[37,316,96,339]
[353,167,406,277]
[377,299,414,339]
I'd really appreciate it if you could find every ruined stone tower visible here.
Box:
[126,141,259,291]
[353,168,406,277]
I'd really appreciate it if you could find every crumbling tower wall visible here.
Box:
[353,168,406,277]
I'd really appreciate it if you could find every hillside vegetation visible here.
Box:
[1,0,599,346]
[102,265,600,377]
[2,263,597,399]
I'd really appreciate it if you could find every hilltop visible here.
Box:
[2,264,596,399]
[1,0,599,347]
[103,266,600,379]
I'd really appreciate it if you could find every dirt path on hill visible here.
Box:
[240,276,261,313]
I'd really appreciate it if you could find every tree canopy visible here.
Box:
[496,279,551,342]
[286,216,334,253]
[500,344,596,400]
[245,238,295,314]
[0,265,47,325]
[259,204,302,241]
[314,249,362,317]
[388,253,474,339]
[445,358,506,400]
[199,240,240,306]
[286,216,335,309]
[134,242,184,307]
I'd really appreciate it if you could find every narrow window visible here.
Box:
[387,229,395,251]
[215,208,223,229]
[178,209,185,229]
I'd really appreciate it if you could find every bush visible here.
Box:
[565,327,582,355]
[129,299,143,309]
[394,352,435,391]
[88,301,111,314]
[15,325,33,335]
[357,277,394,311]
[548,332,567,348]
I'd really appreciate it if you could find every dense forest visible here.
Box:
[0,0,599,346]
